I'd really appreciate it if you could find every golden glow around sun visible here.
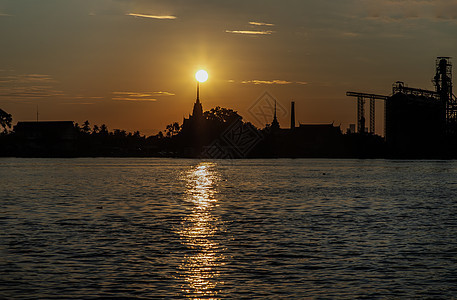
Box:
[195,70,209,83]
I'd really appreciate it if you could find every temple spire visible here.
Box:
[192,81,203,119]
[271,100,280,130]
[196,82,200,103]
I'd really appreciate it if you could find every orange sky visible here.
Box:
[1,0,457,135]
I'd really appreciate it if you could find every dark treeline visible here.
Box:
[73,120,160,157]
[0,107,270,157]
[0,119,170,157]
[0,107,389,158]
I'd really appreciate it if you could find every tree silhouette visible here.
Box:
[173,122,180,134]
[100,124,108,135]
[92,124,99,134]
[166,122,180,137]
[166,124,173,137]
[113,129,126,137]
[82,120,91,134]
[0,109,12,133]
[204,106,241,123]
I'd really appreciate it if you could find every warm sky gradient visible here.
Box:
[1,0,457,135]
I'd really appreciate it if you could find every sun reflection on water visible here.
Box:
[178,162,225,299]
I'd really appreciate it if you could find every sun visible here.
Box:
[195,70,208,83]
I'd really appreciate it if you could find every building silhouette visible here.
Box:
[180,84,211,156]
[182,89,204,128]
[259,101,344,157]
[270,100,280,131]
[385,57,456,157]
[386,82,445,157]
[14,121,77,156]
[347,57,457,158]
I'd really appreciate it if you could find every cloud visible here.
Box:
[0,74,56,84]
[226,20,276,35]
[112,91,174,102]
[152,91,175,96]
[241,80,293,85]
[249,21,275,26]
[360,0,457,23]
[226,30,274,35]
[126,13,176,20]
[0,73,63,100]
[235,79,308,85]
[341,32,360,38]
[0,86,64,99]
[61,102,95,105]
[70,95,104,100]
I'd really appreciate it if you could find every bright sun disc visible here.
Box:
[195,70,208,83]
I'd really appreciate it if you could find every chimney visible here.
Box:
[290,101,295,129]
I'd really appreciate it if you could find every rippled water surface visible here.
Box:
[1,158,457,299]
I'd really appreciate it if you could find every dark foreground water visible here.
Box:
[1,158,457,299]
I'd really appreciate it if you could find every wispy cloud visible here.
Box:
[0,74,56,84]
[70,95,104,100]
[0,73,63,101]
[127,13,176,20]
[152,91,175,96]
[233,79,308,85]
[341,32,360,38]
[61,102,95,105]
[112,91,174,102]
[226,30,274,35]
[0,13,12,17]
[0,86,64,99]
[226,20,276,36]
[361,0,457,23]
[249,21,275,27]
[242,80,292,85]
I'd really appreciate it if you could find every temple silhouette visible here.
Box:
[250,100,345,158]
[180,82,212,156]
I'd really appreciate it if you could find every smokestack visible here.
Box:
[290,101,295,129]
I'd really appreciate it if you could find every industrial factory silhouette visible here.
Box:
[347,57,457,158]
[1,57,456,159]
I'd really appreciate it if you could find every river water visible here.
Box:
[1,158,457,299]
